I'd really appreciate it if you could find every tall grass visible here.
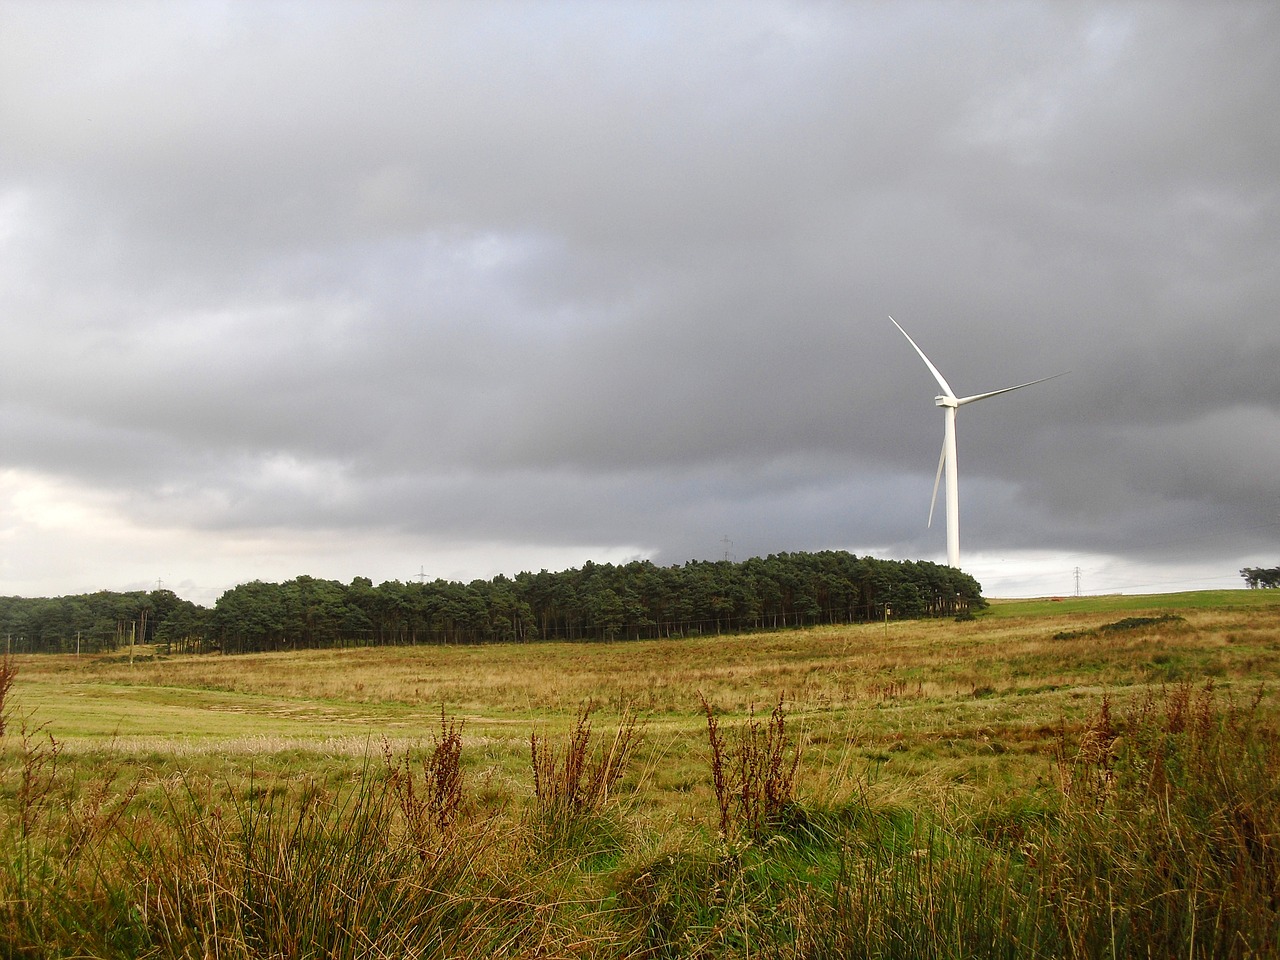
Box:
[609,682,1280,959]
[0,725,548,957]
[141,765,542,959]
[1038,681,1280,957]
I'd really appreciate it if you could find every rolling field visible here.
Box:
[3,589,1280,957]
[12,590,1279,780]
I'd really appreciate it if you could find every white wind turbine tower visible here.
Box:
[890,316,1062,569]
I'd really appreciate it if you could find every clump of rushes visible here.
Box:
[530,700,640,816]
[143,762,543,959]
[700,692,802,840]
[384,708,466,847]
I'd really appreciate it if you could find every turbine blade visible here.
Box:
[928,438,946,528]
[955,372,1066,406]
[890,316,956,399]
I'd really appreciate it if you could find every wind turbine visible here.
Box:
[890,316,1061,569]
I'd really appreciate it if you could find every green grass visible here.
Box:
[2,588,1279,956]
[987,588,1275,618]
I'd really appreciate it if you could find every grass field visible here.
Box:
[3,589,1279,957]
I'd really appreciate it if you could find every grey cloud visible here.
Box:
[1,2,1277,599]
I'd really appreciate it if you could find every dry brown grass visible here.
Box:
[7,595,1279,820]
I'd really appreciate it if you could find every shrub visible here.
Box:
[1054,613,1186,640]
[1099,614,1186,633]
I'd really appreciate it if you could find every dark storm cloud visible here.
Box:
[1,1,1277,598]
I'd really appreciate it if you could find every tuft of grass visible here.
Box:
[612,838,753,958]
[1052,690,1120,807]
[155,765,551,959]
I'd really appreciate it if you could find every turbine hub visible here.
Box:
[934,395,958,408]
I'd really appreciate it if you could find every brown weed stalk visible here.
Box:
[16,719,61,841]
[530,700,640,815]
[384,708,466,849]
[1053,691,1119,807]
[700,692,802,839]
[0,653,16,738]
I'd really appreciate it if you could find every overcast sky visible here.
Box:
[2,1,1277,605]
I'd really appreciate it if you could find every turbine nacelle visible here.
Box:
[934,395,958,408]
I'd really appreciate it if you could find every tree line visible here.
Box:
[1240,566,1280,589]
[1,551,984,655]
[0,589,207,655]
